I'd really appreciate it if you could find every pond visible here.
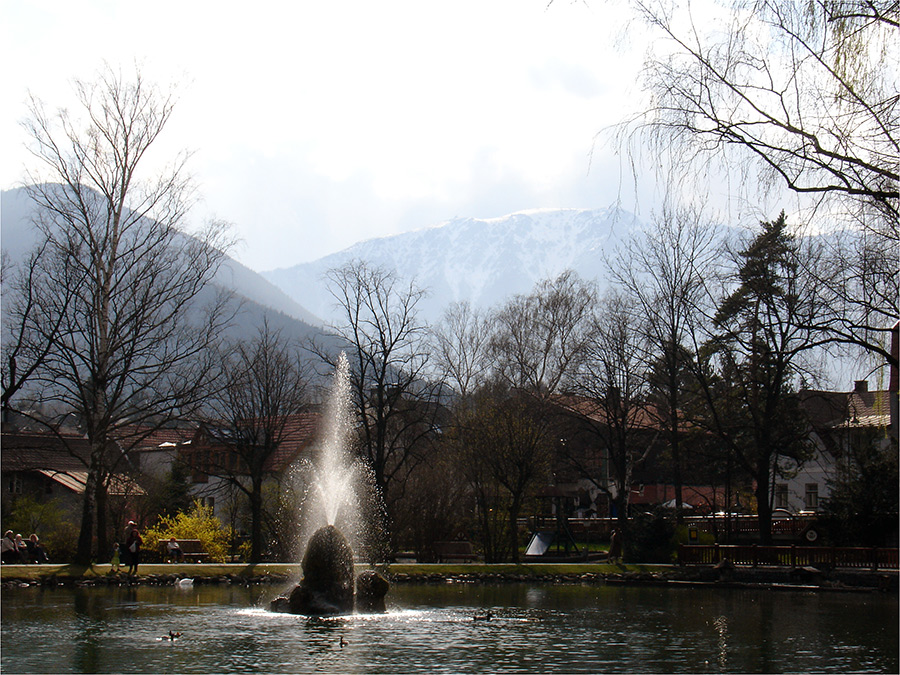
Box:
[1,581,896,673]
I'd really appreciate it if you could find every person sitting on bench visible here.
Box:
[166,538,184,563]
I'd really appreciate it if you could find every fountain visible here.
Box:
[270,353,389,616]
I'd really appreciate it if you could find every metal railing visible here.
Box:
[678,544,899,570]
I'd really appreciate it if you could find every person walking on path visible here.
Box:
[121,521,136,570]
[608,528,623,564]
[125,527,143,576]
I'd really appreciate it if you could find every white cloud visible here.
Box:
[1,0,644,270]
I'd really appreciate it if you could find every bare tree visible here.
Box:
[566,292,657,532]
[608,203,718,515]
[491,270,598,396]
[1,243,76,416]
[620,0,898,368]
[199,319,310,563]
[19,65,233,564]
[482,272,598,560]
[445,400,513,562]
[626,0,898,217]
[802,214,899,375]
[313,260,440,533]
[430,301,492,398]
[460,380,554,563]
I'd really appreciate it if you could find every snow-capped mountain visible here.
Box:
[263,207,640,326]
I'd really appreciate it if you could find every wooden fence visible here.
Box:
[525,514,821,543]
[678,544,899,570]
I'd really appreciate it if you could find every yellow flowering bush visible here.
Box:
[144,500,234,563]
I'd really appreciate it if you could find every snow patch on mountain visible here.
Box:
[263,207,639,326]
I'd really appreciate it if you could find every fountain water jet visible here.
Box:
[270,353,389,615]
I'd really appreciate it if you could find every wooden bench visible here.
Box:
[158,539,209,563]
[432,541,477,563]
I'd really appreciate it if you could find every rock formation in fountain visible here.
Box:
[269,525,390,615]
[355,570,390,613]
[271,525,355,616]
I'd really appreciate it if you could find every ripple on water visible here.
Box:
[1,584,896,674]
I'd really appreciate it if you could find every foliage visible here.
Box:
[2,495,79,563]
[699,212,820,542]
[820,431,899,547]
[625,510,677,563]
[143,460,195,523]
[144,501,234,563]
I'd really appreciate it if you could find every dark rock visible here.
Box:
[356,570,390,613]
[271,525,356,616]
[789,566,823,583]
[714,558,734,580]
[269,595,291,613]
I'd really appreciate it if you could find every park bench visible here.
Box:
[432,541,477,563]
[157,539,209,563]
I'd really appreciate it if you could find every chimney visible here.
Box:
[854,380,868,393]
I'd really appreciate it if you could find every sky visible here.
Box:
[1,0,653,272]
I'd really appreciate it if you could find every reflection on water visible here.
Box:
[1,582,896,673]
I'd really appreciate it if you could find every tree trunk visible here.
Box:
[672,427,684,523]
[755,476,773,545]
[95,478,109,562]
[249,483,262,564]
[508,500,521,564]
[75,454,101,565]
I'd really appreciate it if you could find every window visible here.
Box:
[775,484,788,510]
[8,475,22,495]
[805,483,819,510]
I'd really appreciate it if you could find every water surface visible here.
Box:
[1,582,896,673]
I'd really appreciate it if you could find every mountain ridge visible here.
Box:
[263,206,638,325]
[1,187,323,327]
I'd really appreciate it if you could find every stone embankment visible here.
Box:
[1,571,292,590]
[389,567,898,593]
[2,564,896,592]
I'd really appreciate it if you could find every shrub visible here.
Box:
[3,495,79,563]
[144,500,234,562]
[625,510,677,563]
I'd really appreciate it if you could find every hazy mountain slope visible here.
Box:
[1,186,344,385]
[1,187,322,327]
[263,207,639,325]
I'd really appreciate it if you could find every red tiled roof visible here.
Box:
[263,413,322,472]
[799,388,892,428]
[552,394,669,431]
[114,425,197,452]
[846,390,893,427]
[186,412,324,473]
[1,430,94,472]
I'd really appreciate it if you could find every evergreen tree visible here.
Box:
[701,213,821,543]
